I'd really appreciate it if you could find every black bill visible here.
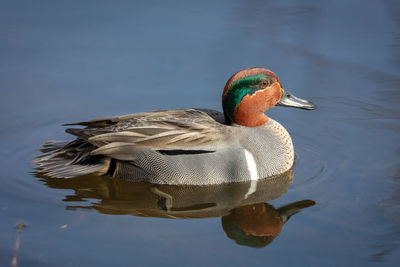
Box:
[277,88,316,110]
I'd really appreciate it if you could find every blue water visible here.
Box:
[1,0,399,266]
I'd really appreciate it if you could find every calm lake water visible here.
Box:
[1,0,400,266]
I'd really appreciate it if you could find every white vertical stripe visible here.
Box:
[244,149,259,199]
[244,179,258,199]
[244,149,258,181]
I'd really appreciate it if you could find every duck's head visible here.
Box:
[222,68,315,127]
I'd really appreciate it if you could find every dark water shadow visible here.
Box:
[35,170,315,248]
[368,165,400,262]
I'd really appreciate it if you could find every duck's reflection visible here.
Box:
[222,200,314,248]
[36,169,315,247]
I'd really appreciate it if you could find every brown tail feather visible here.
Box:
[34,140,110,178]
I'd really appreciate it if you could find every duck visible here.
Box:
[36,67,315,185]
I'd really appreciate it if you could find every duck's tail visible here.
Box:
[34,139,110,178]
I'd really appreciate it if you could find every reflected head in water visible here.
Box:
[35,169,315,248]
[222,200,315,248]
[35,67,315,185]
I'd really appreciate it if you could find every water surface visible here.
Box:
[1,0,400,266]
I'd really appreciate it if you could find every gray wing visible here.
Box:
[65,109,233,161]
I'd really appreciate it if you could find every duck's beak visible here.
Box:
[277,88,316,110]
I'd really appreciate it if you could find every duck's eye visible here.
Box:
[261,80,269,87]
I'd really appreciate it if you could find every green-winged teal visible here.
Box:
[36,68,315,185]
